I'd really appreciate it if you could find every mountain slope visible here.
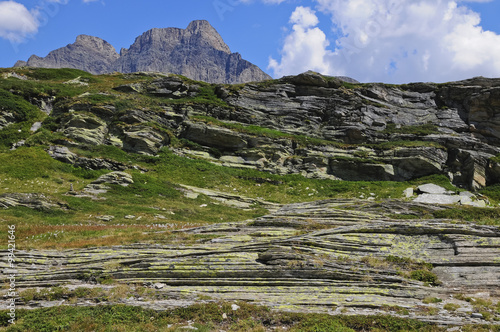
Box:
[0,68,499,328]
[14,20,271,84]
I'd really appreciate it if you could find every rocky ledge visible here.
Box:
[22,71,500,193]
[1,198,499,326]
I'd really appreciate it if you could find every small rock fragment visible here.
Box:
[403,188,414,198]
[471,313,483,319]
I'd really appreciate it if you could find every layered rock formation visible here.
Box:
[58,71,497,191]
[14,20,271,84]
[5,199,500,325]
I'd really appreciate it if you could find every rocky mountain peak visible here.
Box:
[74,34,117,52]
[14,20,270,83]
[185,20,231,54]
[16,35,119,75]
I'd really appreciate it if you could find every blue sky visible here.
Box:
[1,0,500,83]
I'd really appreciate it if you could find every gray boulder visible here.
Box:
[413,194,461,205]
[92,171,133,187]
[0,193,60,210]
[122,126,169,155]
[417,184,450,195]
[62,113,108,146]
[181,122,248,150]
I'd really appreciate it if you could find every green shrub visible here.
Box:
[444,303,461,311]
[423,297,442,304]
[480,184,500,202]
[0,311,10,327]
[383,123,438,136]
[25,68,93,81]
[291,314,354,331]
[433,207,500,226]
[114,99,136,112]
[83,93,117,104]
[25,128,67,146]
[0,89,42,121]
[410,270,440,285]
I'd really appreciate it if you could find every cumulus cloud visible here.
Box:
[0,0,96,43]
[269,6,332,77]
[0,1,39,43]
[269,0,500,83]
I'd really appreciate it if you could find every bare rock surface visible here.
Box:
[2,199,499,325]
[15,20,271,84]
[0,193,61,210]
[18,35,120,75]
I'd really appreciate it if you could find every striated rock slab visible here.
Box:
[3,199,499,325]
[0,193,62,210]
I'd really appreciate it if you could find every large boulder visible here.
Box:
[0,193,60,210]
[62,113,108,145]
[122,126,169,155]
[181,122,248,150]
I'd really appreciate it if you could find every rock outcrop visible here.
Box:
[4,199,499,325]
[9,70,498,190]
[14,20,271,84]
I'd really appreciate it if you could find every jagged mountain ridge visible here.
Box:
[14,20,271,84]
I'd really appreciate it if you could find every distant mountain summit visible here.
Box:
[14,20,271,84]
[15,35,120,75]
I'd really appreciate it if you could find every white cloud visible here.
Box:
[269,6,332,77]
[269,0,500,83]
[0,0,95,43]
[0,1,39,43]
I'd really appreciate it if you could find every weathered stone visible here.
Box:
[7,198,500,326]
[92,171,133,187]
[413,194,461,205]
[30,122,42,132]
[62,113,108,145]
[0,193,60,210]
[0,112,16,130]
[64,76,89,86]
[10,140,26,150]
[181,122,247,150]
[48,146,78,164]
[329,159,395,181]
[48,146,127,171]
[122,126,169,155]
[97,215,115,222]
[417,184,449,195]
[403,188,414,198]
